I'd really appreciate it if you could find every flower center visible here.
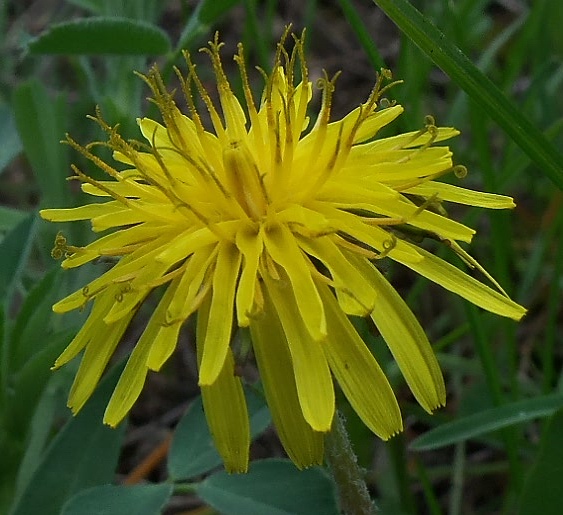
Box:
[223,140,269,220]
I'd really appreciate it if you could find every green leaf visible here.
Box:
[410,394,563,451]
[196,459,339,515]
[372,0,563,190]
[26,17,171,55]
[9,268,61,372]
[518,409,563,515]
[12,374,66,505]
[8,364,127,515]
[0,104,22,174]
[61,484,173,515]
[0,214,38,302]
[7,330,73,435]
[12,80,68,207]
[177,0,240,51]
[168,387,271,480]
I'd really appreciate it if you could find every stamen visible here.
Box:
[182,50,226,141]
[68,165,132,208]
[454,165,468,178]
[300,70,339,189]
[201,33,247,140]
[175,61,205,135]
[64,134,123,182]
[234,43,262,144]
[443,239,509,297]
[136,67,189,152]
[51,231,68,260]
[146,266,185,288]
[293,29,308,84]
[373,235,397,259]
[334,235,380,260]
[263,252,280,281]
[287,222,337,239]
[396,116,438,163]
[280,93,294,168]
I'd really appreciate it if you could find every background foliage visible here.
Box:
[1,0,562,514]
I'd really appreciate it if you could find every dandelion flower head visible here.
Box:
[40,29,526,472]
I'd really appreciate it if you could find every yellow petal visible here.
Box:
[347,145,453,171]
[317,283,402,438]
[250,301,324,468]
[68,289,137,414]
[40,202,122,222]
[359,148,454,182]
[396,245,527,320]
[197,295,249,473]
[61,223,162,269]
[374,198,476,243]
[165,246,216,324]
[262,271,335,432]
[138,117,171,147]
[53,237,169,313]
[404,182,516,209]
[349,253,446,413]
[104,279,180,427]
[318,178,399,205]
[235,223,263,326]
[198,241,241,385]
[81,179,163,200]
[146,322,182,371]
[53,289,118,367]
[354,126,459,155]
[263,222,326,341]
[91,208,147,232]
[155,226,220,265]
[297,235,377,315]
[312,202,422,263]
[353,104,405,143]
[103,261,171,324]
[275,204,332,235]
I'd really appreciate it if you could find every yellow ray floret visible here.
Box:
[40,28,526,471]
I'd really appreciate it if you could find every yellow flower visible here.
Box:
[40,29,525,473]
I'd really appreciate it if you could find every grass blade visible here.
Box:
[372,0,563,189]
[410,394,563,451]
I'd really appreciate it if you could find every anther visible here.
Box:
[51,231,68,260]
[454,165,468,178]
[374,235,397,259]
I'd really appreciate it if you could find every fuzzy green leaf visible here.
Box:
[27,17,171,55]
[197,459,339,515]
[61,484,173,515]
[12,81,68,208]
[168,387,271,480]
[0,214,37,301]
[9,364,126,515]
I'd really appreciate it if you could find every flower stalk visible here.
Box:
[325,412,376,515]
